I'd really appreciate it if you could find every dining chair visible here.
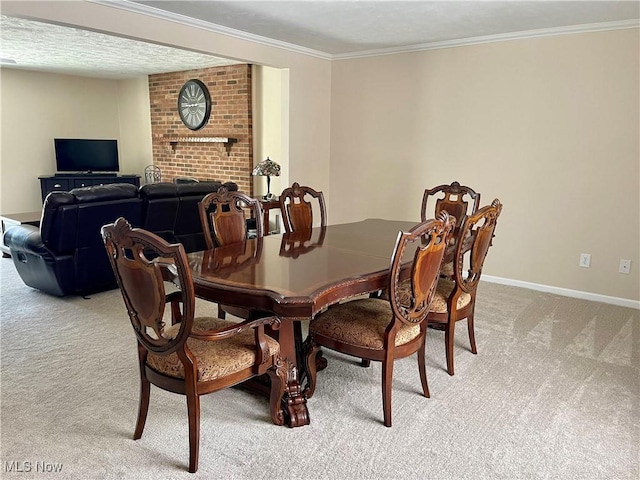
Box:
[421,181,481,226]
[421,181,481,277]
[303,212,455,427]
[278,183,326,375]
[101,217,285,473]
[198,186,265,320]
[279,182,327,233]
[427,198,503,376]
[198,186,264,249]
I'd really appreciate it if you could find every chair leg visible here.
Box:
[303,338,320,398]
[134,375,150,440]
[417,333,430,398]
[467,314,477,354]
[266,359,286,426]
[217,304,226,319]
[186,390,200,473]
[445,320,456,376]
[361,359,371,367]
[382,355,394,427]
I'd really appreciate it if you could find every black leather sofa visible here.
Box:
[4,181,237,297]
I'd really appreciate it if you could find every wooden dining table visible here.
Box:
[187,218,430,427]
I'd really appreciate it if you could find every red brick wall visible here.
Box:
[148,64,253,195]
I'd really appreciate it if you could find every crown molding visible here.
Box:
[92,2,639,62]
[90,0,333,60]
[333,19,640,60]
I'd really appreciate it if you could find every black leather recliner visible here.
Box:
[4,181,238,297]
[5,183,143,296]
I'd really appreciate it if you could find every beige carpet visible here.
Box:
[1,257,638,479]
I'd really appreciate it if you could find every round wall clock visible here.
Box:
[178,79,212,130]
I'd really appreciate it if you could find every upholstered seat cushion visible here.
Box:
[440,261,454,277]
[429,278,472,313]
[310,298,421,350]
[146,317,279,382]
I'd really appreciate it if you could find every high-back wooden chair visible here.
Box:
[422,181,481,277]
[421,181,481,228]
[198,186,264,249]
[304,213,455,427]
[279,182,327,234]
[101,217,285,473]
[198,187,266,320]
[427,199,503,376]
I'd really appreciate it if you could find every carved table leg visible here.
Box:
[280,358,310,427]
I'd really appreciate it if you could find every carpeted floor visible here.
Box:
[1,256,638,479]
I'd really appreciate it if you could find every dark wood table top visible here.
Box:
[188,218,418,320]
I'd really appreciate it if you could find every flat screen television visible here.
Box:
[54,138,119,173]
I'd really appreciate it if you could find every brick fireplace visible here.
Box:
[148,64,253,195]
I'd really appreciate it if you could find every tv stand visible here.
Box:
[39,173,140,202]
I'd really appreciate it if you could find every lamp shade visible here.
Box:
[252,157,281,177]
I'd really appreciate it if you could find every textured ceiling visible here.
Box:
[132,0,640,55]
[0,1,638,79]
[0,15,238,79]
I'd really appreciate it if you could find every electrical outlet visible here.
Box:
[619,259,631,274]
[579,253,591,268]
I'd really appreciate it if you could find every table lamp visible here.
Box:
[252,156,281,200]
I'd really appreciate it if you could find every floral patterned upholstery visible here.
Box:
[440,261,454,277]
[310,298,421,350]
[146,317,279,382]
[429,278,472,313]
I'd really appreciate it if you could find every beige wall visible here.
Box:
[1,2,637,303]
[116,76,153,179]
[0,69,150,213]
[252,65,290,232]
[252,65,289,198]
[329,29,639,301]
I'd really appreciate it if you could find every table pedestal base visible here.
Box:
[281,360,310,427]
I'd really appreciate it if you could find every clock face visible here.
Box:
[178,79,211,130]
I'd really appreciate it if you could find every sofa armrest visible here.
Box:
[3,224,52,258]
[5,224,74,296]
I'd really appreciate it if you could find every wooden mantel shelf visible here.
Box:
[161,135,238,155]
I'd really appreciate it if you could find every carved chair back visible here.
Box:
[452,198,503,297]
[279,182,327,234]
[198,186,264,249]
[421,181,481,237]
[101,217,194,355]
[388,212,456,327]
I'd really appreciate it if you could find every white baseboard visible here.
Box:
[481,275,640,310]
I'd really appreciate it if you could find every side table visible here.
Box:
[259,197,281,235]
[0,211,41,257]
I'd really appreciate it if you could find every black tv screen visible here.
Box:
[54,139,119,173]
